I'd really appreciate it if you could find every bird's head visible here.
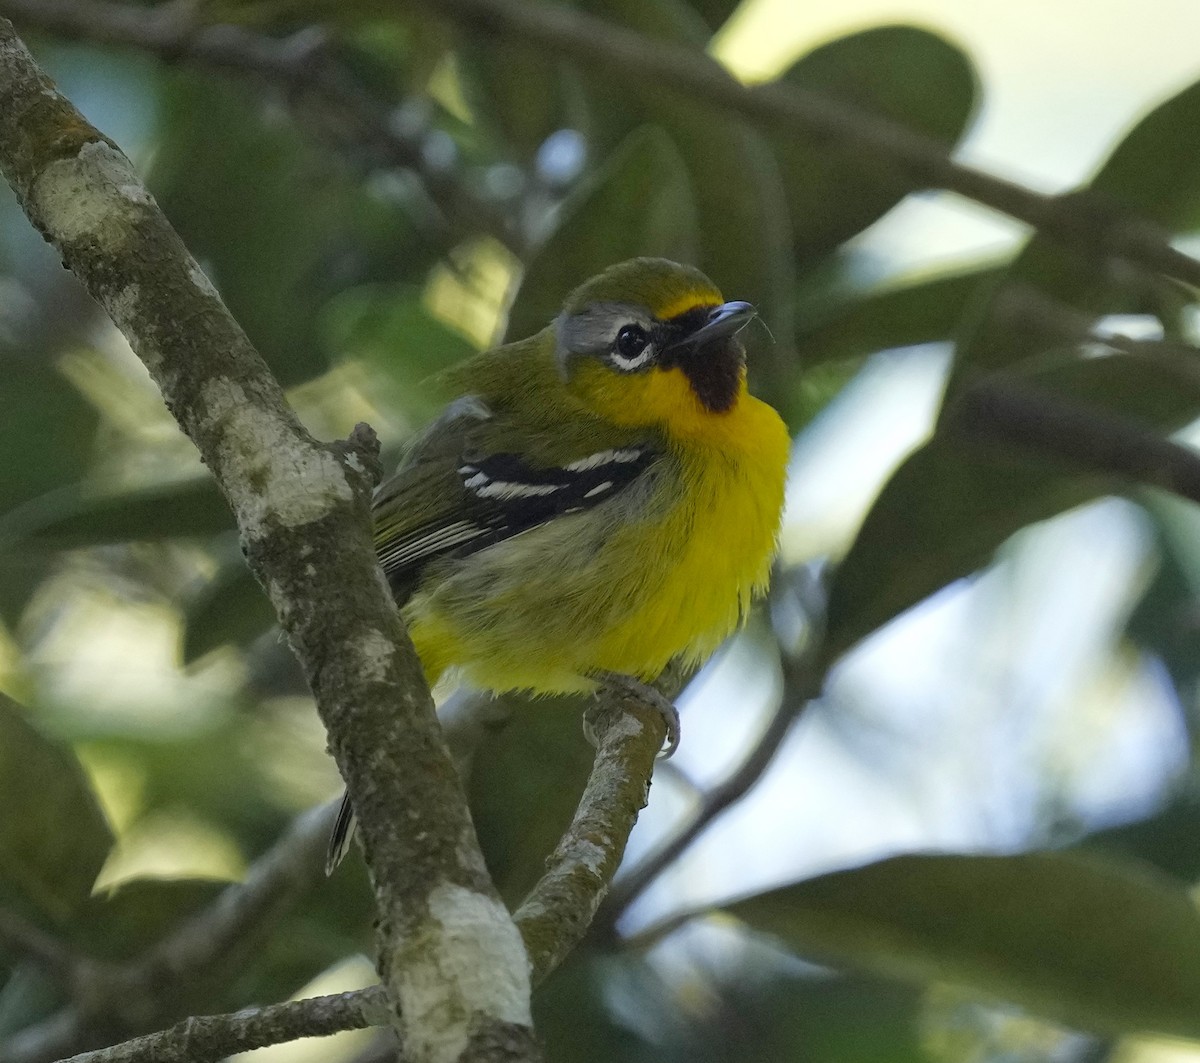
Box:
[554,258,757,432]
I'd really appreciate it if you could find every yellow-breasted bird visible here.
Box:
[326,257,790,872]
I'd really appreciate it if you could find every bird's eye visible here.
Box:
[612,324,652,370]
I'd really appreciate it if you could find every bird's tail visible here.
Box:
[325,790,357,876]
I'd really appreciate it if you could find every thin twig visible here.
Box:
[54,987,389,1063]
[422,0,1200,290]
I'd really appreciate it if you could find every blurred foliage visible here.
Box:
[2,1,1200,1061]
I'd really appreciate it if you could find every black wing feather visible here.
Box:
[375,445,656,600]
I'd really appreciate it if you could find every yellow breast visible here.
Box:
[404,370,790,694]
[587,376,790,677]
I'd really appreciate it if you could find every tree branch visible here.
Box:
[515,690,669,981]
[8,683,671,1063]
[0,21,537,1063]
[54,987,389,1063]
[598,632,821,927]
[983,282,1200,393]
[0,805,340,1063]
[4,693,521,1063]
[950,377,1200,506]
[421,0,1200,290]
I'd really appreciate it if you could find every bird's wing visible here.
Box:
[372,395,659,598]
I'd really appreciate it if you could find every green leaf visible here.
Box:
[1083,793,1200,884]
[0,696,113,923]
[322,283,476,418]
[825,431,1095,663]
[684,967,929,1063]
[183,561,275,663]
[824,352,1200,661]
[535,952,665,1063]
[0,551,54,627]
[795,261,1007,369]
[459,39,581,160]
[71,879,226,961]
[1089,77,1200,234]
[222,864,374,1008]
[1124,493,1200,735]
[505,126,697,341]
[1126,493,1200,685]
[680,0,742,33]
[70,871,374,1010]
[468,696,595,909]
[770,26,978,266]
[955,76,1200,378]
[726,850,1200,1040]
[0,356,99,514]
[7,478,232,547]
[149,69,434,388]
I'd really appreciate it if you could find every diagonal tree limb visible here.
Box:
[949,377,1200,506]
[0,19,537,1063]
[420,0,1200,291]
[0,694,517,1063]
[514,687,669,980]
[22,688,670,1063]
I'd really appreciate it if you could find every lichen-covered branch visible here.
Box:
[516,692,669,981]
[55,987,390,1063]
[12,684,671,1063]
[0,20,537,1063]
[599,609,822,926]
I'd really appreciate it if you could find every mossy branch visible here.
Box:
[0,19,536,1063]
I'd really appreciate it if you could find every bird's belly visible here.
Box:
[404,434,787,695]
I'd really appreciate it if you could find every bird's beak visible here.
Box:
[671,300,757,351]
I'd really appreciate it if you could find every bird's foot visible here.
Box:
[590,671,680,758]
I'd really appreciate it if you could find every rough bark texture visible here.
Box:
[0,21,538,1063]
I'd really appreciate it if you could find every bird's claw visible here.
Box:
[590,672,680,758]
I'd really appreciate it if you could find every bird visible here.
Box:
[326,257,790,873]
